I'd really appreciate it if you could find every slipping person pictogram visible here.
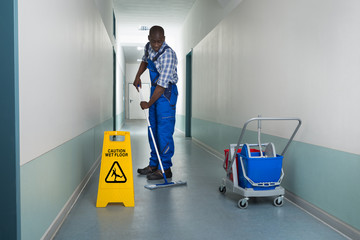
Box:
[105,161,127,183]
[111,168,123,181]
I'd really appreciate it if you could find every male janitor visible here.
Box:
[133,25,178,180]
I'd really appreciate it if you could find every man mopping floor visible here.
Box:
[133,25,186,189]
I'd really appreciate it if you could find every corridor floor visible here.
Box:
[54,120,347,240]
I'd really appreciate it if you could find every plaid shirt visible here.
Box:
[142,42,178,88]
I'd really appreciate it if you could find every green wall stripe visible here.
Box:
[20,119,112,240]
[192,117,360,231]
[176,114,186,133]
[115,111,126,130]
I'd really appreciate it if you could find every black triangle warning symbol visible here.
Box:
[105,161,127,183]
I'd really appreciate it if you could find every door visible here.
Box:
[129,83,150,119]
[185,50,192,137]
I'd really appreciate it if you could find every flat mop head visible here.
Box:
[144,180,187,190]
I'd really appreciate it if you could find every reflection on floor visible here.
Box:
[54,120,347,240]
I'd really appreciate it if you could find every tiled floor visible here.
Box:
[54,120,347,240]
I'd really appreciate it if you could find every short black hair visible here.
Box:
[149,25,164,36]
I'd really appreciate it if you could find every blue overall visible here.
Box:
[146,46,178,170]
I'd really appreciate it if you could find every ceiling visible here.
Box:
[113,0,197,63]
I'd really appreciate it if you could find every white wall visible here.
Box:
[177,0,242,117]
[94,0,114,41]
[19,0,114,165]
[192,0,360,155]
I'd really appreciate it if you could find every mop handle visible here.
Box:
[138,88,167,178]
[257,115,263,157]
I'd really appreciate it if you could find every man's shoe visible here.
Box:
[147,168,172,180]
[137,165,157,175]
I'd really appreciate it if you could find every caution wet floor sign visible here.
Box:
[96,131,134,207]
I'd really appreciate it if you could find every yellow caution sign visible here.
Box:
[96,131,134,207]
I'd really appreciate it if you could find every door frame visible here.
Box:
[113,48,116,130]
[185,49,192,137]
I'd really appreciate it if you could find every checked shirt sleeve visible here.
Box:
[142,46,148,62]
[156,49,178,88]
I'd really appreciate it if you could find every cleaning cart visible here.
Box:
[219,116,302,209]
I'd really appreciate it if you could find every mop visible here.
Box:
[138,88,187,190]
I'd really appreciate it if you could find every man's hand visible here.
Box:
[140,101,150,109]
[133,76,141,91]
[133,61,148,91]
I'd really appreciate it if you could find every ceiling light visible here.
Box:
[138,25,149,31]
[137,47,143,51]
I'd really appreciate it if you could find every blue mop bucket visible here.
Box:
[237,144,283,190]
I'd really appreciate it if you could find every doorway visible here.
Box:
[128,83,150,119]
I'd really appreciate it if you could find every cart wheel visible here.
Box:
[238,198,248,209]
[274,196,284,207]
[219,185,226,194]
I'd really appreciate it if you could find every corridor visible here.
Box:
[3,1,360,239]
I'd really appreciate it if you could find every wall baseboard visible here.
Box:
[192,137,224,160]
[41,155,101,240]
[192,136,359,240]
[285,190,359,240]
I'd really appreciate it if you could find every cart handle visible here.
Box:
[227,117,302,175]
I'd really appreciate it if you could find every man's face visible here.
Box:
[148,32,165,52]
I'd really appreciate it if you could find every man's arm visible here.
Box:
[133,61,148,91]
[140,85,165,109]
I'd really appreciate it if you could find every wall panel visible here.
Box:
[191,0,360,232]
[19,0,113,165]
